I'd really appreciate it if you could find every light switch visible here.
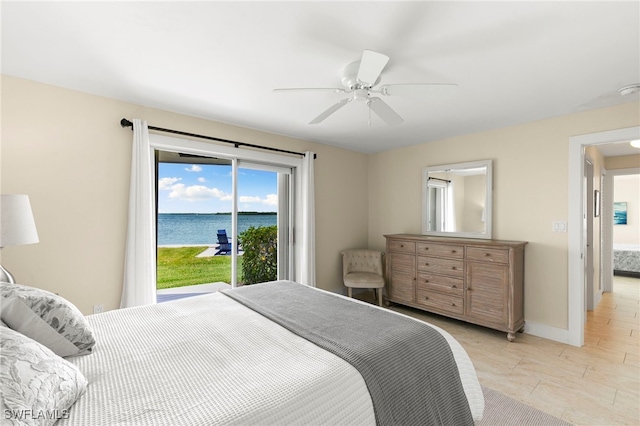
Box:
[553,221,567,232]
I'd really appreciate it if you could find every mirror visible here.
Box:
[422,159,493,239]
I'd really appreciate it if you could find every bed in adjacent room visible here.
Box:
[613,243,640,278]
[1,280,484,426]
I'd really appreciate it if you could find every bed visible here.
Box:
[613,243,640,278]
[1,280,484,426]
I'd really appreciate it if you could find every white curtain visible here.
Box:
[120,119,157,308]
[445,182,457,232]
[296,151,316,287]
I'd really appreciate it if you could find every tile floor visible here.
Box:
[360,276,640,425]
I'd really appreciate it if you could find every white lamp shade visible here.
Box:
[0,194,39,248]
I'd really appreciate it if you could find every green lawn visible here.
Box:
[156,246,241,289]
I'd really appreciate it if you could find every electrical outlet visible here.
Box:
[93,304,104,314]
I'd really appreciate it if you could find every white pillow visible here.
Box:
[0,326,88,426]
[0,282,95,357]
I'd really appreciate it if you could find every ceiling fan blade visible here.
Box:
[380,83,459,97]
[368,97,403,126]
[309,98,350,124]
[274,87,346,93]
[357,50,389,85]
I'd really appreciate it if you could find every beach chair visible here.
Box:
[217,231,232,255]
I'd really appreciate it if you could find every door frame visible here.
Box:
[568,125,640,346]
[584,157,594,313]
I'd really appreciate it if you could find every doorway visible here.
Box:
[610,172,640,290]
[568,126,640,346]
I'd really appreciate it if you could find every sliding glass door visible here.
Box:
[156,150,293,291]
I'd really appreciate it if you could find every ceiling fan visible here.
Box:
[274,50,458,125]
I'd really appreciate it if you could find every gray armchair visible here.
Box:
[341,249,385,306]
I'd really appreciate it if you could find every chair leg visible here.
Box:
[377,288,383,307]
[347,287,352,298]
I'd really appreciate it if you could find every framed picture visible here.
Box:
[594,190,600,217]
[613,202,627,225]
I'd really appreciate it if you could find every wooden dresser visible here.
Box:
[384,234,527,341]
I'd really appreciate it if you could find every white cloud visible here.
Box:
[161,180,275,207]
[237,193,278,206]
[264,194,278,206]
[168,183,231,202]
[197,177,206,183]
[239,195,261,203]
[185,165,202,172]
[159,177,181,190]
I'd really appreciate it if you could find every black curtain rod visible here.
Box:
[120,118,315,159]
[428,177,451,183]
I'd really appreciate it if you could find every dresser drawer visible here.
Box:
[389,253,415,273]
[467,247,509,264]
[417,243,464,259]
[415,289,464,315]
[417,273,463,296]
[388,239,416,254]
[417,256,464,278]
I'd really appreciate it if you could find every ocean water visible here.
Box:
[158,213,277,246]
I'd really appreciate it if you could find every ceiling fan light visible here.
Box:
[630,139,640,148]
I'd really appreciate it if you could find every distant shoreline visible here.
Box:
[158,212,276,246]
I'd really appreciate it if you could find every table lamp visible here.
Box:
[0,194,39,283]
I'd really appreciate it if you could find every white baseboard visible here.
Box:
[523,321,573,345]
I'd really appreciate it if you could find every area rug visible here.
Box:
[478,386,572,425]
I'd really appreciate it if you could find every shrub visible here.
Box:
[238,225,277,284]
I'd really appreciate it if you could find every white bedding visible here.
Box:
[60,288,483,425]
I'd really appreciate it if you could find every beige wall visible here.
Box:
[463,174,486,233]
[605,154,640,170]
[3,74,639,333]
[368,102,640,330]
[1,75,369,314]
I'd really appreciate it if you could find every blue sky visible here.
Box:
[158,163,277,213]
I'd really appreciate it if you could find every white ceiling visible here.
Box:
[2,1,639,155]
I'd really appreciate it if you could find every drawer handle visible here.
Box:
[424,296,429,300]
[451,266,457,270]
[425,263,430,266]
[424,279,429,283]
[485,253,491,257]
[451,250,457,253]
[451,302,456,306]
[424,247,429,250]
[400,244,404,248]
[451,285,457,288]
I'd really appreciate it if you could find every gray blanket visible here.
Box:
[222,280,474,426]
